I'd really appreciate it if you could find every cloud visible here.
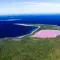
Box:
[0,2,24,15]
[24,2,60,14]
[0,2,60,15]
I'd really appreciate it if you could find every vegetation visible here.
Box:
[0,24,60,60]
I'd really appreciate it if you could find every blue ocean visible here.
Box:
[0,14,60,38]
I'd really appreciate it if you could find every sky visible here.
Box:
[0,0,60,15]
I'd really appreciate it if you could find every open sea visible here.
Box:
[0,14,60,38]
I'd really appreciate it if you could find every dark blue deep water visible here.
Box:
[0,22,38,38]
[0,14,60,38]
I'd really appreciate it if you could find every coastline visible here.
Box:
[14,25,40,38]
[30,26,40,34]
[14,23,38,26]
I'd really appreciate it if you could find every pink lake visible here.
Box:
[31,30,60,38]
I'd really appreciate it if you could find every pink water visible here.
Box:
[31,30,60,38]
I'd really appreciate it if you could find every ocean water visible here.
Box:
[0,14,60,38]
[19,14,60,25]
[0,14,60,25]
[0,22,38,38]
